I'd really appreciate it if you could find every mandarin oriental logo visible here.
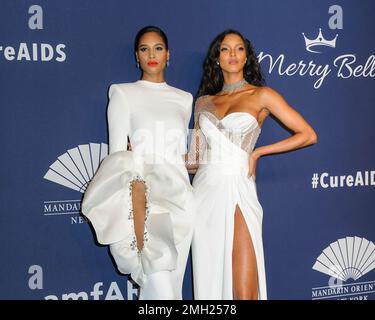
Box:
[43,143,107,223]
[44,143,108,193]
[312,236,375,300]
[302,28,338,53]
[313,237,375,281]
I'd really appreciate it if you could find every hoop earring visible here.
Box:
[167,60,170,67]
[136,61,140,68]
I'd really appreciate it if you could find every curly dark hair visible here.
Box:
[196,29,265,98]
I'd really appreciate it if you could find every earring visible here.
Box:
[167,60,170,67]
[136,61,140,68]
[216,61,220,65]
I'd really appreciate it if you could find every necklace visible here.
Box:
[222,79,248,93]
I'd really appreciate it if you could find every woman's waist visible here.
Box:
[196,161,249,179]
[201,150,249,168]
[133,150,186,166]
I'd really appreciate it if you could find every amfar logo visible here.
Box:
[311,236,375,300]
[0,5,67,62]
[43,143,108,223]
[28,264,137,300]
[257,5,374,89]
[44,281,133,300]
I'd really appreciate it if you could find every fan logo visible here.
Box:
[311,236,375,300]
[43,142,108,223]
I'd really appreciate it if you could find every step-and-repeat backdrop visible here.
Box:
[1,0,374,300]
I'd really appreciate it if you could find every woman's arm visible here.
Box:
[185,96,207,174]
[185,125,202,174]
[107,84,130,155]
[248,87,317,178]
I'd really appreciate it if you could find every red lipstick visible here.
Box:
[147,60,158,66]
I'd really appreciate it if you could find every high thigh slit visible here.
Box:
[131,180,146,252]
[232,204,259,300]
[190,95,267,300]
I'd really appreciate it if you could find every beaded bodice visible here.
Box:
[188,95,261,164]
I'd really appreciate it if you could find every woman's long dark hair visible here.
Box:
[197,29,265,98]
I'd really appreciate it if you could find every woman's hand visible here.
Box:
[248,150,260,180]
[187,166,199,174]
[185,154,199,174]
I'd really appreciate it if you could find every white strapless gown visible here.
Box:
[192,110,267,300]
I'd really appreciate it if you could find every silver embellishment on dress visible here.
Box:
[222,79,248,93]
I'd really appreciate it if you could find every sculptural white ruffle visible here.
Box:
[81,150,192,286]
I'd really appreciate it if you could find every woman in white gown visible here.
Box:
[187,29,317,300]
[82,26,194,300]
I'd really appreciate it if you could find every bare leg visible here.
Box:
[232,204,258,300]
[131,180,146,251]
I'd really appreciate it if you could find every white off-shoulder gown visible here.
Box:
[191,96,267,300]
[82,80,195,300]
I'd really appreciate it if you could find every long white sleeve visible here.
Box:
[107,84,130,154]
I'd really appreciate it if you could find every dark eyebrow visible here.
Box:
[221,42,245,47]
[138,43,165,48]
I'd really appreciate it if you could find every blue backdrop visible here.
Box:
[1,0,374,300]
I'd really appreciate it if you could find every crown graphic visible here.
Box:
[302,28,338,53]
